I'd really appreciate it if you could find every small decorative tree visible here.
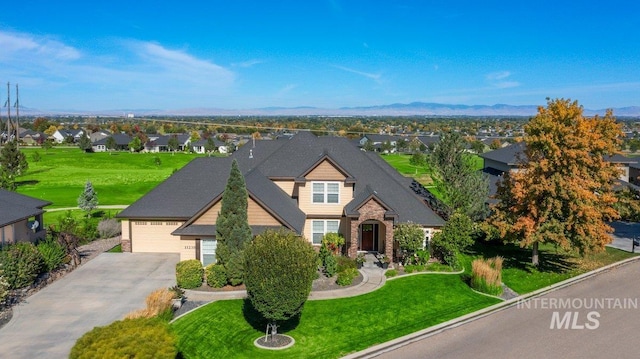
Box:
[244,229,317,343]
[394,222,425,265]
[78,180,98,218]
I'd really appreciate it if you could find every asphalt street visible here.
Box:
[375,259,640,359]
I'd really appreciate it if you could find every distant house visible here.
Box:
[359,134,402,153]
[117,132,445,265]
[19,130,48,145]
[145,134,191,153]
[191,138,227,154]
[52,129,87,144]
[92,133,132,152]
[89,129,112,143]
[0,189,51,247]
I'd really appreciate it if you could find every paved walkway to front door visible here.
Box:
[0,252,179,359]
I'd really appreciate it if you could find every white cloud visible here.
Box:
[332,65,381,82]
[0,31,81,62]
[486,70,520,88]
[276,84,297,96]
[232,59,264,68]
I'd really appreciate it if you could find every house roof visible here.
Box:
[479,142,526,166]
[118,132,445,227]
[0,189,51,227]
[94,133,132,146]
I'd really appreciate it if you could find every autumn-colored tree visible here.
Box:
[490,99,622,266]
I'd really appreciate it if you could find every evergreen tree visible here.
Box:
[430,132,489,220]
[0,140,28,191]
[78,180,99,217]
[215,159,252,285]
[78,135,93,152]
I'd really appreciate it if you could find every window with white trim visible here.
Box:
[312,220,339,245]
[201,239,217,266]
[312,182,340,204]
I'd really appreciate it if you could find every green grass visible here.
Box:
[15,148,203,208]
[172,274,500,358]
[107,244,122,253]
[461,242,639,294]
[380,153,434,185]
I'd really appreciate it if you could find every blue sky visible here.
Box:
[1,1,639,111]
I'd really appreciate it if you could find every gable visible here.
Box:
[305,159,347,181]
[192,197,281,226]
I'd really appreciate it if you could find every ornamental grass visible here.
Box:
[470,256,503,296]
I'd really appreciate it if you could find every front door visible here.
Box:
[361,224,374,251]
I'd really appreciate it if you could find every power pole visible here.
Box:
[14,83,19,150]
[5,82,11,142]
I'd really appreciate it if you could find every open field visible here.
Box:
[172,274,500,358]
[15,148,203,208]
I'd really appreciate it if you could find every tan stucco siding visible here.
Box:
[298,182,352,216]
[305,160,346,180]
[121,219,130,241]
[130,221,184,253]
[1,220,30,244]
[273,180,295,196]
[193,201,222,225]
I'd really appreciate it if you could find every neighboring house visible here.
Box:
[359,134,402,153]
[0,189,51,247]
[117,132,445,265]
[92,133,132,152]
[52,129,87,143]
[89,129,112,143]
[19,130,48,145]
[630,162,640,186]
[145,134,191,153]
[191,138,227,154]
[480,143,639,198]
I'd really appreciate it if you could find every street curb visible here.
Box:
[341,255,640,359]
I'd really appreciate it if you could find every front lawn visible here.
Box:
[461,242,639,294]
[172,274,500,358]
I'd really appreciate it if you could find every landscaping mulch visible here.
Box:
[255,334,294,349]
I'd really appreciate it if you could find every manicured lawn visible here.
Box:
[380,153,434,185]
[461,242,639,294]
[15,148,203,208]
[172,274,500,358]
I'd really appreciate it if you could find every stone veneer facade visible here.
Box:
[348,198,394,262]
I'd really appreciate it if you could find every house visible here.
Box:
[52,129,87,143]
[145,134,191,153]
[117,132,445,265]
[19,130,48,145]
[92,133,132,152]
[191,138,227,154]
[89,129,112,143]
[0,189,51,247]
[480,143,639,198]
[359,134,402,153]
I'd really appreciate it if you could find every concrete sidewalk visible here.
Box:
[183,253,387,303]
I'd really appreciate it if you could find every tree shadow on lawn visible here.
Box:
[241,298,301,334]
[467,241,576,274]
[15,179,40,187]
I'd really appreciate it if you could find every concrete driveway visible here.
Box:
[0,253,179,359]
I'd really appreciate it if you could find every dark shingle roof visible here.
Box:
[0,189,51,227]
[479,142,525,166]
[118,132,445,227]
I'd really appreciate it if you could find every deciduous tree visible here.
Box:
[490,98,622,266]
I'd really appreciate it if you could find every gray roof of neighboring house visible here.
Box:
[479,142,526,166]
[362,134,402,143]
[0,189,51,227]
[118,131,445,227]
[94,133,132,146]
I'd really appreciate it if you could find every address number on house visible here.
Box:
[184,246,196,250]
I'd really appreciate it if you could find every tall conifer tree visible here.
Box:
[215,159,252,285]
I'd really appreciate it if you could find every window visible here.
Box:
[312,182,340,204]
[201,239,217,266]
[312,220,339,245]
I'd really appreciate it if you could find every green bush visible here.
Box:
[175,259,203,289]
[78,217,99,242]
[415,249,430,265]
[70,317,177,359]
[403,264,423,274]
[384,269,398,278]
[205,263,227,288]
[336,268,359,286]
[0,265,9,304]
[321,232,345,254]
[37,238,67,272]
[336,256,357,272]
[324,254,337,277]
[0,242,45,289]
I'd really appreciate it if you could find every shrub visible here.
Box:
[70,317,177,359]
[384,269,398,278]
[175,260,203,289]
[470,256,503,296]
[394,222,425,263]
[244,229,317,326]
[321,232,345,255]
[37,238,67,272]
[0,242,45,289]
[205,263,227,288]
[58,210,78,234]
[403,264,423,274]
[0,265,9,304]
[324,254,337,277]
[336,256,357,272]
[78,217,99,242]
[125,288,174,320]
[415,249,430,265]
[336,268,359,286]
[97,218,121,239]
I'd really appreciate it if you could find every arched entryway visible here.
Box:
[358,220,385,252]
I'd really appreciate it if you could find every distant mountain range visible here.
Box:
[14,102,640,117]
